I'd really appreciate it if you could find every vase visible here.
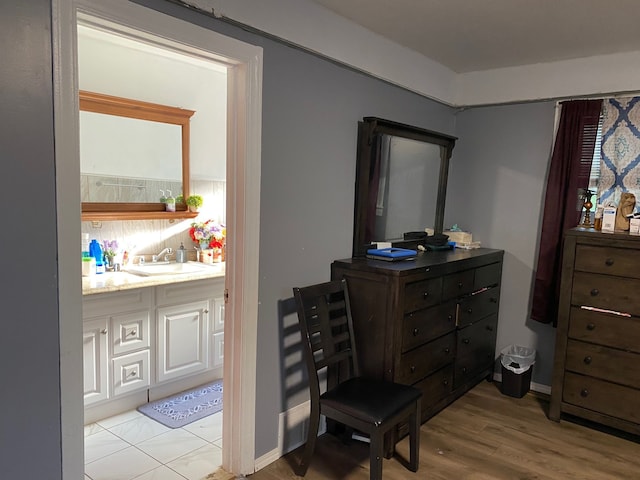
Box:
[213,247,222,263]
[200,249,214,264]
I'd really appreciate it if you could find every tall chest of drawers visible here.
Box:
[331,248,503,422]
[550,228,640,434]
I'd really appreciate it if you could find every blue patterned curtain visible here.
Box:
[598,97,640,208]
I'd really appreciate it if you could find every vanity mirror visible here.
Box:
[352,117,456,257]
[79,90,196,220]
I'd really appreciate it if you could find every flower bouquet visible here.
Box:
[189,220,226,262]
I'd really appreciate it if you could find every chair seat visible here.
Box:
[321,377,421,426]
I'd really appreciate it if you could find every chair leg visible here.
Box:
[369,432,384,480]
[298,409,320,476]
[409,399,421,472]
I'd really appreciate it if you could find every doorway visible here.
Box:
[53,1,263,477]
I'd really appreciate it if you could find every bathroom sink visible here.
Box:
[125,261,218,276]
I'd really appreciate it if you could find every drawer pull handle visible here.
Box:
[583,356,592,365]
[410,365,416,373]
[590,288,599,297]
[443,379,449,386]
[444,347,451,354]
[101,329,108,335]
[605,258,614,266]
[127,330,137,336]
[413,328,419,336]
[580,388,589,397]
[462,367,467,373]
[423,292,429,299]
[462,338,470,344]
[490,297,498,303]
[128,370,137,377]
[587,323,596,331]
[486,325,494,332]
[458,282,464,289]
[448,315,453,321]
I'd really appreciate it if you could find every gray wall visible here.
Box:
[0,1,63,478]
[447,101,558,386]
[1,1,568,475]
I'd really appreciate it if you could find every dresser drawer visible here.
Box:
[474,262,502,289]
[456,287,500,328]
[412,365,453,419]
[563,372,640,425]
[574,244,640,279]
[568,306,640,354]
[566,339,640,389]
[454,314,498,387]
[402,302,456,353]
[443,269,475,300]
[571,272,640,317]
[396,332,455,385]
[404,277,443,313]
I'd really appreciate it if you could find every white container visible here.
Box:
[602,206,617,232]
[630,218,640,234]
[82,257,96,277]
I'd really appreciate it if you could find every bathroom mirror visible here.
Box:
[352,117,456,256]
[79,90,195,220]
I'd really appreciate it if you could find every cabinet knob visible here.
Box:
[457,282,464,289]
[410,365,416,373]
[583,356,592,365]
[462,367,467,373]
[444,347,450,354]
[101,329,107,335]
[490,297,498,303]
[580,388,589,397]
[128,370,137,377]
[605,258,614,266]
[587,323,596,331]
[448,315,453,321]
[443,379,449,386]
[486,325,494,332]
[590,288,599,297]
[412,328,419,336]
[127,330,137,336]
[467,307,473,314]
[462,338,470,344]
[423,292,429,299]
[204,309,210,314]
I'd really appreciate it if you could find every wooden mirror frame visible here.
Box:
[352,117,457,257]
[80,90,196,221]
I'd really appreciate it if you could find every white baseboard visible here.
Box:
[254,400,326,472]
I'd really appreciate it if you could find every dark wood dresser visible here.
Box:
[331,248,504,422]
[550,228,640,435]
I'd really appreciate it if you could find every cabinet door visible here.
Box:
[157,300,210,383]
[83,318,109,405]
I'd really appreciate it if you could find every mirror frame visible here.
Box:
[79,90,196,220]
[352,117,457,257]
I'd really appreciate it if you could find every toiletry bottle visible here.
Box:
[176,242,187,263]
[594,204,603,231]
[165,190,176,212]
[89,239,105,274]
[159,190,166,203]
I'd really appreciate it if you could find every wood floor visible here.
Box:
[247,381,640,480]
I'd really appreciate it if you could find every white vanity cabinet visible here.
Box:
[82,276,224,422]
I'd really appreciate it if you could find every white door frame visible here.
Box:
[52,1,262,477]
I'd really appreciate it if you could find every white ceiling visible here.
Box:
[311,0,640,73]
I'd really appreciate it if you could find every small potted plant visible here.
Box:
[186,194,204,212]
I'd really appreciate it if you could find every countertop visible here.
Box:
[82,261,225,295]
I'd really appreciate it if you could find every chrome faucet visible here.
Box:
[152,247,173,263]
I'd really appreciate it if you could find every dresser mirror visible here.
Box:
[352,117,456,256]
[79,90,195,220]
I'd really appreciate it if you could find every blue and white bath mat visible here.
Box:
[138,380,223,428]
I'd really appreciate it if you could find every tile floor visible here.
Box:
[84,408,223,480]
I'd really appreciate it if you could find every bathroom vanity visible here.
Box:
[82,264,225,423]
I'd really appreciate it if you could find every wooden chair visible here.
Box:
[293,279,422,480]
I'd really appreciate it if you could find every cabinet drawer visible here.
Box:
[112,350,150,397]
[568,306,640,354]
[563,372,640,425]
[456,287,500,328]
[396,332,455,385]
[402,302,456,353]
[156,278,223,306]
[571,272,640,317]
[443,269,475,300]
[575,244,640,279]
[83,288,151,318]
[566,339,640,389]
[454,314,498,388]
[111,310,150,356]
[403,277,442,313]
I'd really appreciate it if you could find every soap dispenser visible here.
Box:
[176,242,187,263]
[165,189,176,212]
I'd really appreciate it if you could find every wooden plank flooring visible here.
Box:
[246,381,640,479]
